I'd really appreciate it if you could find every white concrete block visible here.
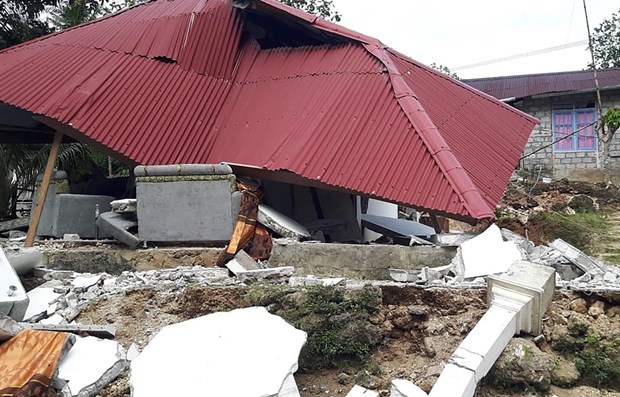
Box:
[277,374,300,397]
[40,313,65,325]
[130,307,307,397]
[57,336,127,397]
[428,364,476,397]
[346,385,380,397]
[72,275,102,290]
[390,379,427,397]
[24,287,61,321]
[460,224,522,279]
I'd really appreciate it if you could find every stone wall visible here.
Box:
[517,90,620,183]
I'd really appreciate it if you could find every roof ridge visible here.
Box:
[387,49,539,126]
[363,44,495,219]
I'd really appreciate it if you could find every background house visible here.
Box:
[464,68,620,183]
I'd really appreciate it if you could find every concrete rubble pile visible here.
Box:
[390,223,620,292]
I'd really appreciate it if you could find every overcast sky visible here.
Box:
[330,0,617,79]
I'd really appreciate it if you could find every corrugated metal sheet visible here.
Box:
[0,0,538,221]
[463,68,620,100]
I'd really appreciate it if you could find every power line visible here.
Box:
[520,121,597,160]
[453,40,588,71]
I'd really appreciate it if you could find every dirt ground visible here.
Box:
[73,284,620,397]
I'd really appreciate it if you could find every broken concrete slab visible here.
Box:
[460,224,522,279]
[130,306,307,397]
[258,204,311,239]
[288,276,345,287]
[20,323,116,339]
[23,284,61,321]
[391,379,427,397]
[549,239,605,277]
[389,269,419,283]
[0,248,29,321]
[72,274,102,290]
[226,250,261,275]
[0,313,23,341]
[346,385,379,397]
[237,266,294,283]
[0,217,29,233]
[110,199,137,213]
[96,212,139,249]
[57,335,127,397]
[431,233,474,247]
[270,242,455,280]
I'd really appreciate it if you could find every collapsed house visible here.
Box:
[0,0,538,248]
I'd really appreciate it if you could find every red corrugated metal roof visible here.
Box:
[463,68,620,100]
[0,0,538,221]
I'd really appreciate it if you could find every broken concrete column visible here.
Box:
[130,307,306,397]
[426,261,555,397]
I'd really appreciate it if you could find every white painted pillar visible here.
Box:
[424,261,555,397]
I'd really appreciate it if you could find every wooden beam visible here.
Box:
[25,131,63,247]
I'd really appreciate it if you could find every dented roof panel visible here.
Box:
[0,0,538,221]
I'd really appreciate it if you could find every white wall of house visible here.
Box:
[516,90,620,182]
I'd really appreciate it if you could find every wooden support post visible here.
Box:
[25,131,63,247]
[429,214,446,234]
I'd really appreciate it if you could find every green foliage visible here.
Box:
[48,0,102,29]
[605,107,620,132]
[430,63,460,80]
[553,330,620,388]
[575,334,620,388]
[280,0,341,22]
[248,285,381,370]
[0,0,54,49]
[589,8,620,69]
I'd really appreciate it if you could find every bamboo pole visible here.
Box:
[25,131,63,247]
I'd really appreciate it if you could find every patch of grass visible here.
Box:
[533,211,611,253]
[247,285,382,370]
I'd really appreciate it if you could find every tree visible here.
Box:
[0,0,54,49]
[589,8,620,69]
[47,0,102,30]
[280,0,341,22]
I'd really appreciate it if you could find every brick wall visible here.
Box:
[516,90,620,182]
